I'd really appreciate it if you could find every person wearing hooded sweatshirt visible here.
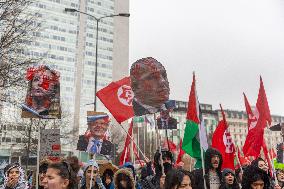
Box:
[0,163,28,189]
[121,163,141,189]
[193,148,223,189]
[80,160,106,189]
[140,149,174,189]
[102,169,114,189]
[113,168,135,189]
[219,168,239,189]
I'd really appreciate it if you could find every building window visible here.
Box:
[6,137,11,142]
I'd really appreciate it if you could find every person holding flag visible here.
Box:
[140,149,174,189]
[193,148,223,189]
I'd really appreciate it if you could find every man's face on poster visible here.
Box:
[88,118,109,139]
[131,58,170,108]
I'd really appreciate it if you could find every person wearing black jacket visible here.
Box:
[192,148,223,189]
[140,149,174,189]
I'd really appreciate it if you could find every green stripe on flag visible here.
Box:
[182,120,203,168]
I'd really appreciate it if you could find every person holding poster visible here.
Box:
[130,57,170,116]
[77,112,113,156]
[22,65,61,118]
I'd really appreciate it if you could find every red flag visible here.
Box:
[243,77,271,157]
[270,148,276,159]
[119,121,133,166]
[162,139,177,152]
[235,146,251,169]
[96,77,134,123]
[212,105,235,170]
[176,139,185,164]
[262,140,273,177]
[243,93,256,130]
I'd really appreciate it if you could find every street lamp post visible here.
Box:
[65,8,130,111]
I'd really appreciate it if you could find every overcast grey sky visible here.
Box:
[129,0,284,116]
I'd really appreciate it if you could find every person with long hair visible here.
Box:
[80,160,105,189]
[219,168,239,189]
[42,159,78,189]
[102,169,114,189]
[241,164,270,189]
[193,148,223,189]
[164,169,193,189]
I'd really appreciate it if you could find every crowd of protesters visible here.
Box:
[1,147,284,189]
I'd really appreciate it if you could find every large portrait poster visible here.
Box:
[130,57,170,116]
[21,65,61,119]
[77,112,114,156]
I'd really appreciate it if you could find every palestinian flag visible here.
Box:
[182,73,208,168]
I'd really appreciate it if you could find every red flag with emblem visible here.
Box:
[96,77,134,123]
[212,104,235,170]
[243,77,272,157]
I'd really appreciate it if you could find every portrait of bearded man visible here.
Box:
[130,57,170,116]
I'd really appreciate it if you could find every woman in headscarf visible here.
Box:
[0,163,28,189]
[219,168,240,189]
[80,160,105,189]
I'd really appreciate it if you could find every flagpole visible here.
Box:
[118,123,148,161]
[198,104,207,189]
[89,153,96,189]
[150,131,153,160]
[36,124,41,189]
[198,121,207,189]
[137,122,140,156]
[266,126,278,185]
[123,146,128,165]
[235,146,243,174]
[154,113,165,176]
[131,123,134,162]
[143,117,146,156]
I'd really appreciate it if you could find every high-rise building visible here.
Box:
[0,0,129,159]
